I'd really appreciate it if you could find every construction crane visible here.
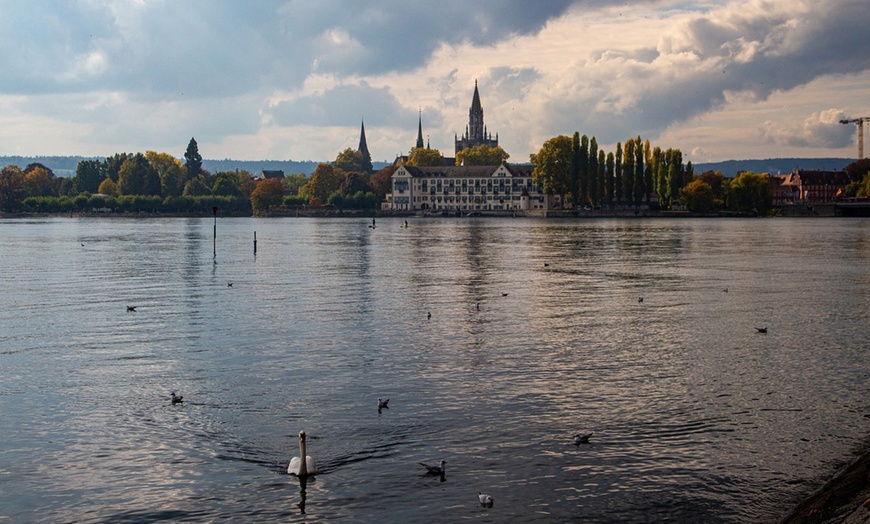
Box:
[839,117,870,160]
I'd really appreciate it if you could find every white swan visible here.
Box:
[288,430,317,476]
[478,492,494,507]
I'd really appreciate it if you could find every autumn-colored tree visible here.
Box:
[680,180,717,213]
[306,163,345,204]
[531,135,573,202]
[455,144,509,166]
[104,153,129,183]
[369,165,397,200]
[146,151,187,197]
[23,165,58,197]
[570,133,581,206]
[0,165,26,211]
[97,178,120,197]
[407,147,445,167]
[251,178,285,215]
[697,171,725,199]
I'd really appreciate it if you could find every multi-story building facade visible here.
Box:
[389,163,556,213]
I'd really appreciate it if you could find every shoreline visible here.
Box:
[779,446,870,524]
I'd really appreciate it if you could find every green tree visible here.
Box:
[334,148,367,173]
[251,178,285,215]
[98,178,120,197]
[74,159,105,194]
[588,137,598,205]
[614,142,623,204]
[182,177,211,196]
[728,171,773,216]
[597,149,607,204]
[369,165,396,200]
[531,135,573,203]
[455,144,509,166]
[605,152,615,204]
[407,147,445,167]
[340,172,372,196]
[579,135,589,204]
[282,173,309,195]
[146,151,186,197]
[104,153,129,183]
[844,159,870,184]
[622,139,635,205]
[118,153,161,195]
[570,133,581,207]
[306,163,344,204]
[680,180,717,213]
[0,165,26,211]
[184,137,203,181]
[633,137,644,206]
[697,170,725,200]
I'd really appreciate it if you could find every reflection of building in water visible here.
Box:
[387,163,559,213]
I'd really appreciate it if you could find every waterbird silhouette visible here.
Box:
[479,492,494,507]
[170,392,183,404]
[288,430,317,477]
[126,306,137,312]
[227,282,233,287]
[756,327,768,334]
[573,432,592,445]
[419,460,446,477]
[378,398,389,410]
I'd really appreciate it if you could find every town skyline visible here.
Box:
[1,1,868,164]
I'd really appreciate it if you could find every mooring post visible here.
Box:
[212,206,218,260]
[254,231,257,256]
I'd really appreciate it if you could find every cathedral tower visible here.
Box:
[455,81,498,156]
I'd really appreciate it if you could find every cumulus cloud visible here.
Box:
[761,109,854,148]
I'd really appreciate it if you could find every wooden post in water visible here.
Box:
[212,206,218,260]
[254,231,257,256]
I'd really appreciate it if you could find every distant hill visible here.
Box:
[693,158,853,178]
[1,155,853,179]
[0,156,389,177]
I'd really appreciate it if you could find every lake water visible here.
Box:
[1,216,868,523]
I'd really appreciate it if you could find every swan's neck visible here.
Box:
[298,438,308,476]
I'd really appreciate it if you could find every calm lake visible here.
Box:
[1,216,868,523]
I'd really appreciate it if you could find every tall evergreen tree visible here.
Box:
[598,150,606,204]
[622,140,635,205]
[606,152,615,204]
[633,137,644,206]
[74,159,105,193]
[579,135,589,205]
[614,142,623,205]
[570,132,580,207]
[184,137,203,181]
[588,137,598,205]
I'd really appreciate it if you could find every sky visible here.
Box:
[1,0,869,165]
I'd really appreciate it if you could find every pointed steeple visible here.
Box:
[358,119,370,158]
[358,119,372,172]
[471,79,482,113]
[416,109,424,149]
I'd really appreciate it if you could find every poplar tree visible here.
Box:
[633,136,644,207]
[570,132,580,207]
[622,139,635,206]
[606,152,615,205]
[614,142,623,205]
[598,150,607,204]
[588,137,598,205]
[579,135,589,205]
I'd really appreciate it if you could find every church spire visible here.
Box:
[358,119,372,172]
[416,109,424,149]
[471,79,482,114]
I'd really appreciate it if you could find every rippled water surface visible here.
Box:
[1,216,869,523]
